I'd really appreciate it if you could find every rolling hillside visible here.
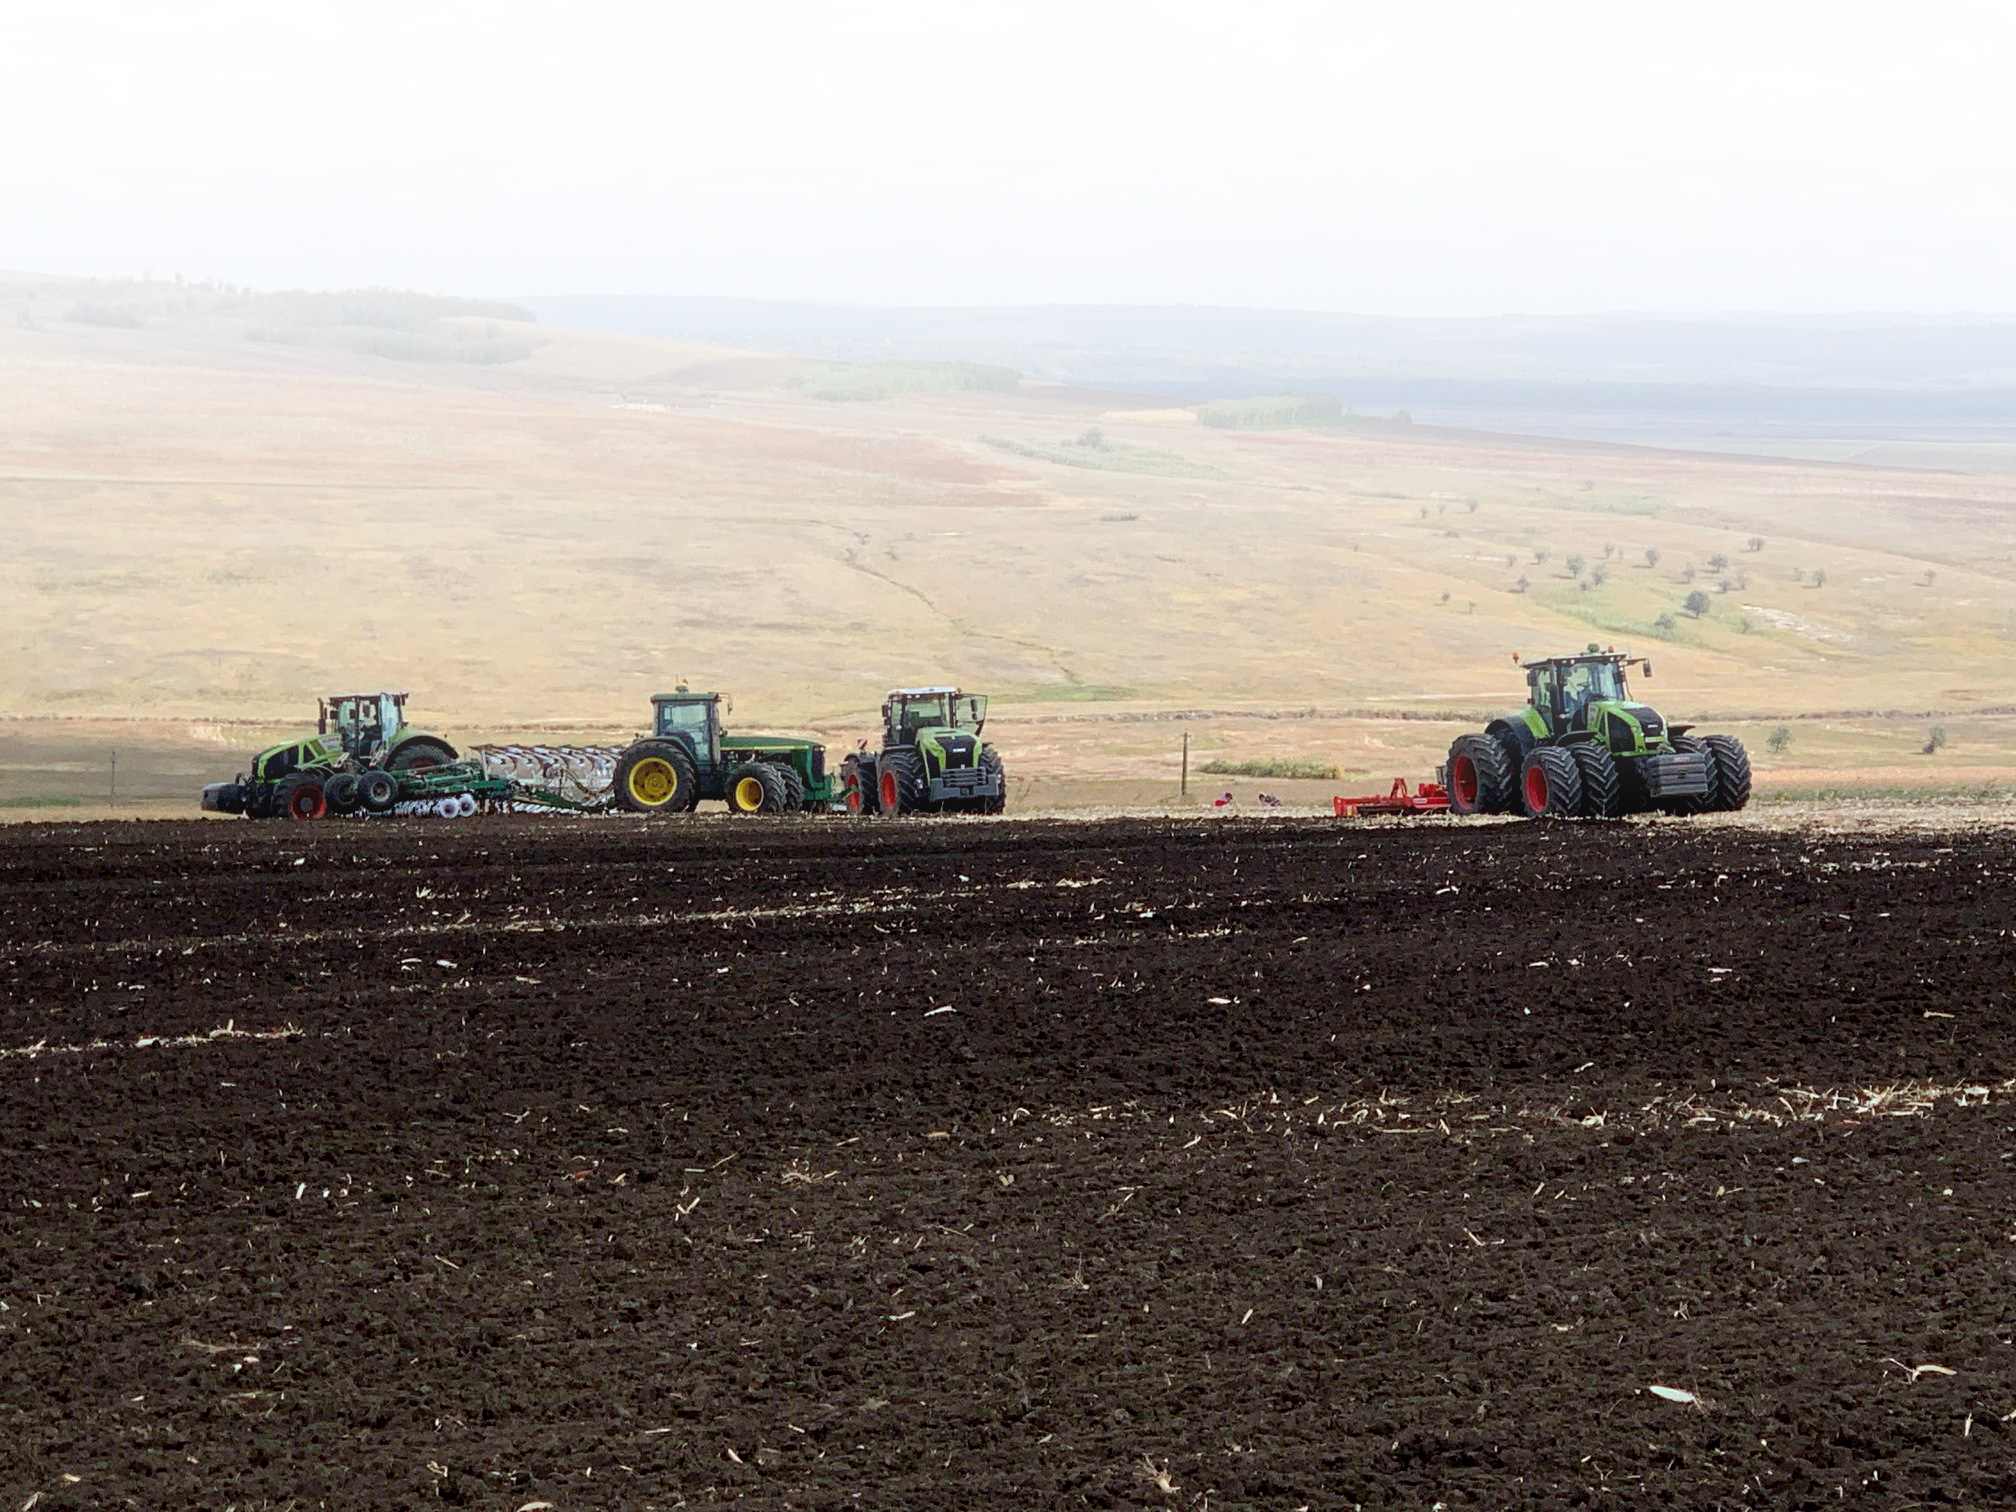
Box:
[6,272,2015,809]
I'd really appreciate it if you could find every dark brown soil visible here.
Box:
[3,815,2014,1509]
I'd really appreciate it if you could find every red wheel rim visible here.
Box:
[845,779,864,814]
[1451,753,1478,807]
[288,786,328,821]
[1524,765,1549,813]
[880,769,899,812]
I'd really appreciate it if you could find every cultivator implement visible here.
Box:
[1333,778,1451,819]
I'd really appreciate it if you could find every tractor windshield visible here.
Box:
[656,701,714,737]
[894,695,950,739]
[1559,661,1627,721]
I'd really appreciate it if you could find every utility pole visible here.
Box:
[109,751,118,806]
[1180,731,1189,796]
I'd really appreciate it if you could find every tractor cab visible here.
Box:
[320,692,409,762]
[650,689,725,769]
[884,688,988,746]
[1524,651,1643,737]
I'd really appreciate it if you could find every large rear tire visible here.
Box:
[388,737,458,773]
[1446,733,1513,816]
[323,770,362,814]
[1567,744,1624,818]
[1703,734,1752,812]
[615,741,699,814]
[841,753,878,816]
[978,747,1006,815]
[877,747,928,817]
[1521,746,1584,819]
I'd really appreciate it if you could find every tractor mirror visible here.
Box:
[1642,661,1653,679]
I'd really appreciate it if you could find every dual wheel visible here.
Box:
[272,766,404,820]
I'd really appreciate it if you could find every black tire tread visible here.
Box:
[1446,733,1514,816]
[615,740,699,814]
[1566,744,1624,819]
[1522,745,1584,819]
[1702,734,1752,812]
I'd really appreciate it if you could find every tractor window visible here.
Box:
[953,695,988,732]
[898,696,950,736]
[1560,663,1625,724]
[657,701,713,737]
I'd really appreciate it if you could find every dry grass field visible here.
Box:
[5,273,2014,812]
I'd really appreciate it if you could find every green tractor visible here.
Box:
[612,688,838,815]
[200,692,461,820]
[840,687,1006,817]
[1444,647,1751,819]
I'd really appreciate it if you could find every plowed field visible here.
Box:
[3,816,2014,1509]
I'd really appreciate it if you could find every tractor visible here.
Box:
[840,687,1006,817]
[612,688,838,815]
[1444,647,1751,819]
[200,692,462,820]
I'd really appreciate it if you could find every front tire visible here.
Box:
[615,741,698,814]
[1446,733,1514,816]
[281,775,329,821]
[877,747,928,817]
[1520,746,1584,819]
[1566,744,1624,818]
[726,762,783,815]
[1703,735,1752,812]
[978,747,1006,815]
[324,770,362,814]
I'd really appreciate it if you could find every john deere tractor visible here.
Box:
[612,688,838,815]
[1444,647,1751,819]
[840,687,1006,817]
[200,692,461,820]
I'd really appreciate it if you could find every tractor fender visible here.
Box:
[385,733,461,765]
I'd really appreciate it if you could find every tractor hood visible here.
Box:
[1591,700,1669,755]
[919,728,979,770]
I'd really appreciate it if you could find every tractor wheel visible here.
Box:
[726,763,774,815]
[877,747,929,817]
[1663,735,1720,816]
[841,753,878,815]
[1703,735,1752,812]
[1520,746,1584,819]
[774,765,809,812]
[1446,734,1513,816]
[357,770,400,814]
[323,770,362,814]
[978,748,1007,815]
[281,775,330,821]
[756,764,792,813]
[616,741,698,814]
[1567,744,1625,819]
[388,737,458,773]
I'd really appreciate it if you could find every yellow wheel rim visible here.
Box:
[628,757,678,808]
[734,775,768,812]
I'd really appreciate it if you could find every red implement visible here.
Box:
[1333,778,1451,819]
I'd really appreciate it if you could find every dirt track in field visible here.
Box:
[3,814,2015,1510]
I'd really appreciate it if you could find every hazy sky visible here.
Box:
[6,1,2013,314]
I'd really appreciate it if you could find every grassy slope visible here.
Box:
[4,275,2015,806]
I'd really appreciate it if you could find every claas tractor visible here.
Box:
[1444,647,1751,819]
[840,687,1006,817]
[613,688,838,815]
[200,692,461,820]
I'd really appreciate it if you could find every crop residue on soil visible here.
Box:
[2,815,2014,1508]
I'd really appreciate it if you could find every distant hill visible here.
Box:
[524,296,2016,447]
